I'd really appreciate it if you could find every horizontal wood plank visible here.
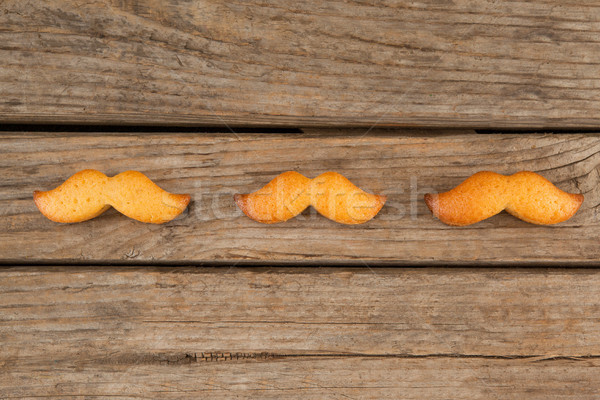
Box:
[1,130,599,264]
[4,358,599,399]
[2,1,600,127]
[1,267,600,398]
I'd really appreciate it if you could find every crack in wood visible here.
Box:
[96,352,600,366]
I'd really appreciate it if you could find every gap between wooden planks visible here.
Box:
[1,266,600,399]
[1,0,600,127]
[1,128,599,265]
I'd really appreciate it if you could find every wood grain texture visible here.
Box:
[1,129,598,265]
[2,0,600,127]
[2,267,600,398]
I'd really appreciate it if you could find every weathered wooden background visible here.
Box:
[2,267,600,399]
[1,130,599,265]
[1,0,600,127]
[2,0,600,398]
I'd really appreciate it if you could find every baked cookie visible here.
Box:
[424,171,583,226]
[34,169,190,224]
[235,171,386,224]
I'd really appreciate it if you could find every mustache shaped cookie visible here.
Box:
[234,171,386,224]
[34,169,190,224]
[424,171,583,226]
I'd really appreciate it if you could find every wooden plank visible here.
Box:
[1,267,600,398]
[1,1,600,127]
[3,358,599,399]
[1,129,598,264]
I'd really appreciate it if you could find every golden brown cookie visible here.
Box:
[235,171,386,224]
[34,169,190,224]
[424,171,583,226]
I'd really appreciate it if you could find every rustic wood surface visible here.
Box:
[1,129,598,265]
[1,266,600,399]
[2,0,600,127]
[3,1,599,397]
